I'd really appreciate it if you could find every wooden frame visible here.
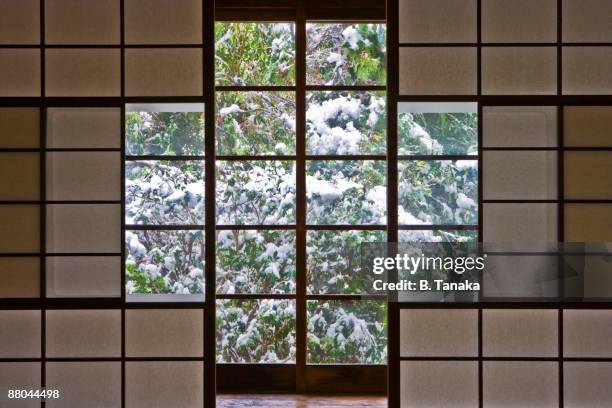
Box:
[386,0,612,406]
[0,0,217,406]
[214,4,387,393]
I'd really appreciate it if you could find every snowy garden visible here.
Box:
[124,22,477,364]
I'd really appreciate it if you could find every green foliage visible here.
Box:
[306,24,386,85]
[215,23,295,86]
[217,299,296,363]
[216,160,296,225]
[125,261,169,294]
[216,91,295,155]
[124,22,482,365]
[399,112,477,155]
[126,230,204,295]
[307,230,385,294]
[307,301,387,364]
[306,91,386,155]
[126,111,204,155]
[399,230,478,243]
[399,160,478,225]
[217,230,296,294]
[126,160,204,225]
[307,160,386,225]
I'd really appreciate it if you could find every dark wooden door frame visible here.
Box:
[214,1,388,395]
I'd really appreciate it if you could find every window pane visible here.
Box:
[307,160,386,225]
[398,103,477,155]
[307,300,387,364]
[307,230,385,295]
[306,91,386,155]
[216,91,296,155]
[126,161,204,225]
[125,106,204,156]
[398,230,478,242]
[306,23,386,86]
[216,299,296,363]
[217,230,295,295]
[125,230,204,296]
[398,160,478,225]
[216,161,296,225]
[215,22,295,86]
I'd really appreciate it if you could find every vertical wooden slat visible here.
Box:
[386,0,399,406]
[204,1,217,407]
[295,7,308,393]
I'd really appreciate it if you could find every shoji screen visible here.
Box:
[0,1,215,407]
[389,0,612,407]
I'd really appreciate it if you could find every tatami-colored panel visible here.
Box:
[483,151,557,200]
[482,0,557,43]
[565,204,612,242]
[563,47,612,95]
[0,108,40,148]
[124,0,202,44]
[126,309,204,357]
[45,49,120,96]
[398,0,476,43]
[399,47,477,95]
[0,0,39,44]
[0,257,40,298]
[0,205,40,253]
[482,47,557,95]
[483,203,557,242]
[45,0,120,44]
[0,49,40,96]
[483,106,557,148]
[125,48,203,96]
[564,106,612,147]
